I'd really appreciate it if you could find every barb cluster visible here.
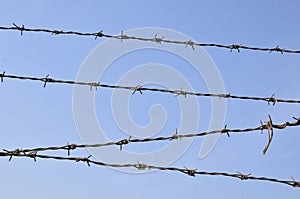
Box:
[0,23,299,53]
[1,72,300,105]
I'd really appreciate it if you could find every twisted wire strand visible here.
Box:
[1,72,299,105]
[4,116,300,155]
[0,151,299,188]
[0,23,299,53]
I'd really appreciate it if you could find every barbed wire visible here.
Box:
[4,115,300,155]
[0,150,299,188]
[0,23,299,54]
[1,72,300,105]
[1,23,299,190]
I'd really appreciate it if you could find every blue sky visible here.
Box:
[0,0,300,198]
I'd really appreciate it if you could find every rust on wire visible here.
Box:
[1,72,300,105]
[1,23,300,53]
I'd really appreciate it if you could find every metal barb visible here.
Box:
[136,161,148,170]
[117,136,132,151]
[119,31,129,42]
[95,30,103,40]
[269,45,285,54]
[291,177,300,187]
[52,30,62,35]
[132,85,143,95]
[28,151,38,162]
[0,71,5,82]
[184,167,197,177]
[89,82,99,91]
[185,40,195,50]
[43,74,50,88]
[263,115,274,155]
[3,149,20,161]
[237,171,251,180]
[67,143,77,156]
[222,125,230,137]
[260,120,264,134]
[85,155,92,167]
[175,87,187,98]
[293,117,300,122]
[154,34,164,44]
[229,44,241,53]
[170,129,181,140]
[267,93,277,106]
[12,23,25,35]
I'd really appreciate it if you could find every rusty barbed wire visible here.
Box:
[5,115,300,155]
[0,23,299,53]
[1,72,300,105]
[0,150,299,188]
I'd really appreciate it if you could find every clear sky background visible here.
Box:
[0,0,300,198]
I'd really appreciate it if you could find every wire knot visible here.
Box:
[27,151,38,162]
[131,85,143,95]
[42,74,54,88]
[267,93,277,106]
[269,45,285,54]
[52,30,62,35]
[66,143,77,156]
[3,149,21,161]
[221,125,230,137]
[136,161,148,170]
[89,82,100,91]
[237,171,251,180]
[221,93,231,99]
[12,23,25,35]
[154,34,164,44]
[229,44,241,52]
[291,177,300,187]
[185,40,195,50]
[76,155,92,167]
[117,136,131,151]
[0,71,5,82]
[119,31,129,42]
[175,87,187,98]
[170,129,182,140]
[184,167,197,177]
[95,30,103,40]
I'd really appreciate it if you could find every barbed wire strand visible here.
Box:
[1,72,300,105]
[0,23,299,54]
[0,151,299,188]
[4,116,300,155]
